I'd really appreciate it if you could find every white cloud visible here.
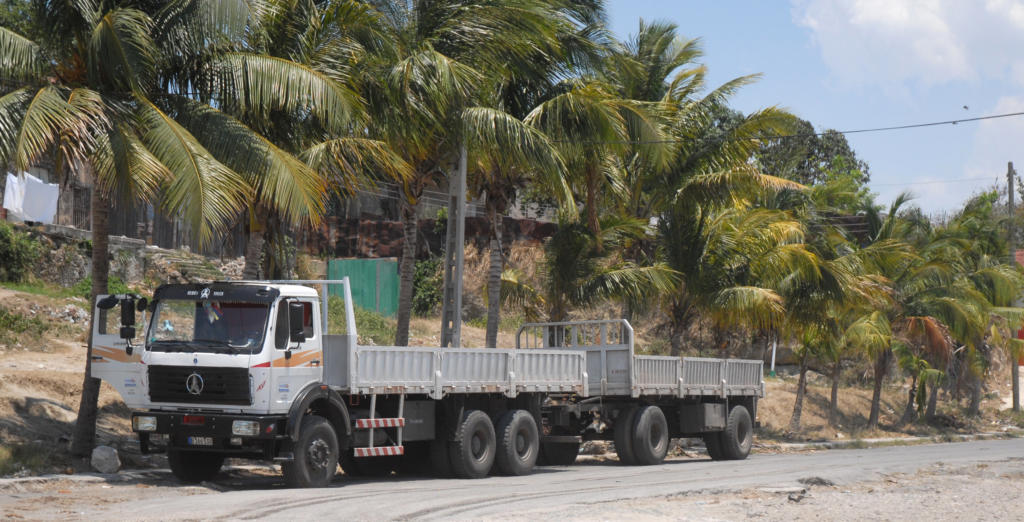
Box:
[967,96,1024,181]
[793,0,1024,90]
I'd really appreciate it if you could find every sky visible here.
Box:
[605,0,1024,215]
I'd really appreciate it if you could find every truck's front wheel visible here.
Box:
[449,410,495,479]
[168,449,223,483]
[282,415,339,488]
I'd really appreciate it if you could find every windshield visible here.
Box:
[147,300,270,354]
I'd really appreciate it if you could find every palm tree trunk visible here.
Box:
[828,360,841,427]
[242,230,264,280]
[484,203,503,348]
[925,381,938,419]
[585,169,601,247]
[395,195,418,346]
[900,374,918,425]
[788,350,809,433]
[968,376,982,417]
[70,190,110,457]
[868,349,890,430]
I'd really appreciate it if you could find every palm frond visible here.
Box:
[137,97,249,245]
[0,27,44,80]
[216,52,362,132]
[708,285,785,331]
[301,137,413,194]
[88,9,158,93]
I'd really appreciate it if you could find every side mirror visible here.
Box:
[274,301,289,350]
[288,302,306,343]
[120,299,136,327]
[136,297,148,312]
[97,295,118,310]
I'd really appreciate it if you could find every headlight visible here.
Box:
[232,420,260,437]
[133,415,157,432]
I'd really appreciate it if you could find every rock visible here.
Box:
[788,492,806,503]
[799,476,836,487]
[91,445,121,474]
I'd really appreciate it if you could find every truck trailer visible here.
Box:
[90,278,764,488]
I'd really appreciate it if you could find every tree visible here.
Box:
[352,0,567,346]
[0,0,344,455]
[755,117,870,187]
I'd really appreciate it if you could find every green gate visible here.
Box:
[327,258,399,317]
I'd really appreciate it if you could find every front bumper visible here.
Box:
[133,411,287,456]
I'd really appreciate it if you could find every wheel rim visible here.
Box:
[650,421,666,452]
[738,416,752,451]
[515,430,528,456]
[471,431,485,460]
[307,438,331,471]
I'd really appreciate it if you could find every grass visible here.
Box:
[465,313,526,332]
[0,305,48,345]
[0,443,59,476]
[0,280,80,299]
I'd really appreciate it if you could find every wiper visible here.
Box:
[193,339,240,355]
[149,340,191,353]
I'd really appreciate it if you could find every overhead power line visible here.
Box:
[551,110,1024,145]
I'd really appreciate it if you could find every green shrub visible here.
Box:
[412,257,443,316]
[326,295,396,344]
[0,442,58,476]
[0,306,48,345]
[73,275,131,300]
[0,222,40,282]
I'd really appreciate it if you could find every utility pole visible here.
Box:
[440,143,467,348]
[1009,161,1020,412]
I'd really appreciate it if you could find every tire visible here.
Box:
[631,405,669,465]
[703,433,725,460]
[448,410,496,479]
[495,410,539,476]
[613,405,639,465]
[282,415,339,488]
[168,449,223,483]
[720,405,753,460]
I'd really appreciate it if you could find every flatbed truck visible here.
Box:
[90,279,764,487]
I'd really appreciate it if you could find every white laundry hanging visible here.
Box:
[3,172,59,224]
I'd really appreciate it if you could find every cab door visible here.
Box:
[270,299,323,411]
[89,296,149,408]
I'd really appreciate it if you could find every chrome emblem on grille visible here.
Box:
[186,372,204,395]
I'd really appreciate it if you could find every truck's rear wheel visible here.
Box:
[614,405,639,465]
[449,410,495,479]
[631,405,669,465]
[720,405,753,460]
[282,415,339,488]
[168,449,223,483]
[495,410,539,475]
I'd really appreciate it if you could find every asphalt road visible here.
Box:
[60,437,1023,520]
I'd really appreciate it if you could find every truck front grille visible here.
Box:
[148,365,251,405]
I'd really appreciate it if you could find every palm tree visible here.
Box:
[0,0,349,456]
[354,0,567,346]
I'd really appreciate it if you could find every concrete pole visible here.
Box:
[1009,162,1020,412]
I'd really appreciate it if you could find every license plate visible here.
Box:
[187,436,213,446]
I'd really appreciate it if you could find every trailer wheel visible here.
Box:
[631,405,669,465]
[495,410,539,475]
[282,415,339,488]
[720,404,753,460]
[168,449,223,483]
[613,405,639,465]
[448,410,496,479]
